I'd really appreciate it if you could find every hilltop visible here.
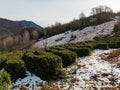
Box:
[16,20,43,30]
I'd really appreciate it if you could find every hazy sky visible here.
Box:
[0,0,120,27]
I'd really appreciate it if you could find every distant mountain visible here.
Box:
[0,18,24,38]
[16,20,43,30]
[0,18,43,51]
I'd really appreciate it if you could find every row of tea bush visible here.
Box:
[0,30,120,89]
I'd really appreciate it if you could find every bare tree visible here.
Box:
[79,12,86,19]
[91,8,96,15]
[43,30,48,48]
[91,5,113,16]
[105,6,113,13]
[116,11,120,16]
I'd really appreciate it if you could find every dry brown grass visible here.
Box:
[41,83,60,90]
[117,63,120,67]
[70,78,79,83]
[101,72,110,77]
[100,49,120,68]
[86,86,120,90]
[91,74,99,81]
[100,87,118,90]
[101,49,120,62]
[20,85,28,90]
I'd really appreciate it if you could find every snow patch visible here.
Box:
[11,71,47,90]
[0,68,5,72]
[53,49,120,90]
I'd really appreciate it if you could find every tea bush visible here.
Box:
[94,43,108,50]
[0,55,7,70]
[5,59,26,80]
[108,43,118,48]
[47,49,77,67]
[117,42,120,48]
[0,72,11,90]
[23,52,63,81]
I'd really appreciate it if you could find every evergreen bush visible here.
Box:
[0,72,11,90]
[94,43,108,50]
[48,49,77,67]
[108,43,118,48]
[5,59,26,80]
[23,52,63,81]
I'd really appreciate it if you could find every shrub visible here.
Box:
[66,46,77,51]
[50,47,65,51]
[66,47,92,57]
[34,50,47,55]
[94,43,108,50]
[0,55,6,70]
[113,23,120,33]
[0,72,11,90]
[117,42,120,48]
[108,43,118,48]
[11,51,24,58]
[23,48,46,55]
[47,49,77,67]
[23,52,63,81]
[77,48,92,57]
[5,59,26,80]
[84,45,94,49]
[66,47,79,55]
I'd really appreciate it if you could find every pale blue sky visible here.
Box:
[0,0,120,27]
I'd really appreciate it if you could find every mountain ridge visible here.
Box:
[0,18,42,50]
[0,18,24,38]
[16,20,43,30]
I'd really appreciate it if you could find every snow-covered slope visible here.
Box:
[33,20,118,48]
[51,49,120,90]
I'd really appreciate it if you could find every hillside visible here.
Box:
[0,18,42,51]
[33,19,118,48]
[0,18,24,39]
[1,26,120,89]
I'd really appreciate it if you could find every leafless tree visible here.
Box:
[43,30,48,48]
[91,5,113,16]
[91,7,96,15]
[105,6,113,13]
[79,12,86,19]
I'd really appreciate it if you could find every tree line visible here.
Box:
[38,5,120,39]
